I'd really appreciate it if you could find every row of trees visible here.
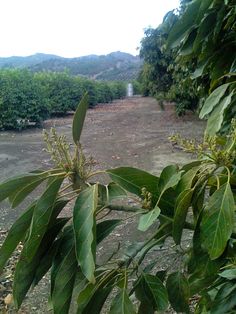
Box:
[0,69,127,130]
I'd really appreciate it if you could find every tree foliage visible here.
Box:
[139,12,177,97]
[168,0,236,131]
[0,69,127,130]
[139,0,236,120]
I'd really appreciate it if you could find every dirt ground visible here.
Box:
[0,97,205,313]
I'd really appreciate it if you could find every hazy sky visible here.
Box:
[0,0,180,58]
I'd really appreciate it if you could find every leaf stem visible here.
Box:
[86,170,105,179]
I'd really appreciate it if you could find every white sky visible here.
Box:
[0,0,179,58]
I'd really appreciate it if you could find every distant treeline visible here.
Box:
[0,69,140,130]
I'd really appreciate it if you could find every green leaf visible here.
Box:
[199,83,230,118]
[96,219,121,244]
[109,289,136,314]
[138,303,154,314]
[78,286,112,314]
[0,172,46,203]
[138,206,160,232]
[106,167,159,202]
[191,61,207,79]
[50,226,74,293]
[97,183,127,208]
[32,218,70,287]
[193,12,216,53]
[219,268,236,280]
[166,272,190,313]
[188,252,222,295]
[135,278,154,314]
[201,182,235,259]
[141,273,168,311]
[72,92,89,144]
[13,218,68,309]
[77,270,117,313]
[167,0,202,48]
[173,189,193,244]
[180,28,197,56]
[23,176,64,261]
[192,185,206,221]
[51,232,77,314]
[10,177,47,208]
[188,214,223,294]
[158,188,177,217]
[205,91,234,135]
[0,203,34,272]
[73,184,98,283]
[158,165,182,197]
[176,165,201,194]
[108,182,127,202]
[211,281,236,314]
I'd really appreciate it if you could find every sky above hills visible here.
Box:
[1,0,179,58]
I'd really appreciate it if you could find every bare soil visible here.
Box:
[0,97,205,313]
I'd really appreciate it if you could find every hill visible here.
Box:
[0,53,61,68]
[0,51,142,81]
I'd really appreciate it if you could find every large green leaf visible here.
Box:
[0,172,46,203]
[199,83,230,118]
[51,255,77,314]
[211,281,236,314]
[107,182,127,202]
[138,206,160,232]
[135,278,154,314]
[188,252,222,295]
[51,230,77,314]
[219,268,236,280]
[13,218,68,309]
[106,167,159,201]
[167,0,202,48]
[77,270,117,313]
[201,182,235,259]
[205,91,234,135]
[32,218,70,287]
[97,183,127,208]
[79,287,112,314]
[158,165,182,199]
[109,289,136,314]
[73,184,98,283]
[10,177,47,208]
[176,165,201,194]
[72,92,89,144]
[23,177,64,261]
[0,203,35,272]
[188,213,223,294]
[193,11,216,53]
[166,272,190,313]
[158,188,177,217]
[180,28,197,56]
[141,273,168,311]
[173,189,193,244]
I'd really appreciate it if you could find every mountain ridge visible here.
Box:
[0,51,142,81]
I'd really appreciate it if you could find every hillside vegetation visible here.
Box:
[0,51,142,81]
